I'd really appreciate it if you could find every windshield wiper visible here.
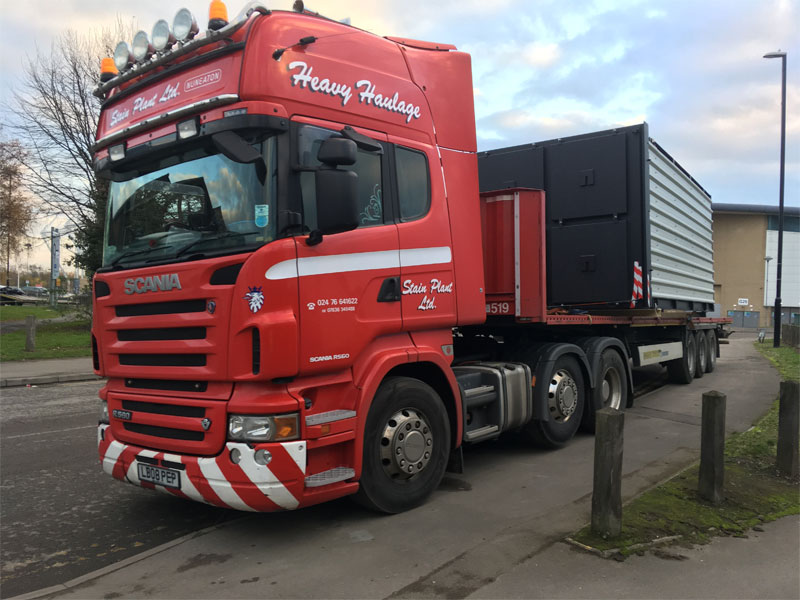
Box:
[110,245,172,267]
[173,232,247,259]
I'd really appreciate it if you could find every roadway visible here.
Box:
[0,337,778,598]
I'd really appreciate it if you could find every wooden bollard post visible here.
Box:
[591,407,624,538]
[699,391,726,504]
[24,316,36,352]
[777,381,800,477]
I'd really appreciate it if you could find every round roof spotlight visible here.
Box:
[113,41,133,72]
[152,19,175,52]
[173,8,199,42]
[132,31,154,63]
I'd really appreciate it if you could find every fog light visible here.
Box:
[109,144,126,161]
[113,41,133,72]
[230,447,241,464]
[254,449,272,465]
[177,118,199,139]
[152,19,175,52]
[132,31,154,62]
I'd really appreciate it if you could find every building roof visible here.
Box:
[712,203,800,217]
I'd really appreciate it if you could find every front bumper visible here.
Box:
[97,424,306,511]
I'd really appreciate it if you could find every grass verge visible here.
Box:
[0,320,92,361]
[0,304,68,322]
[570,343,800,557]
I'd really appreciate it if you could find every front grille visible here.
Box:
[124,422,204,441]
[118,327,206,341]
[119,354,207,367]
[115,299,206,317]
[122,399,205,417]
[124,378,208,393]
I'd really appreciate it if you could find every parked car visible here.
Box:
[0,286,27,305]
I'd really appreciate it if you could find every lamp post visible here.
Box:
[764,50,786,347]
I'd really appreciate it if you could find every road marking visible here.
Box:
[3,425,95,440]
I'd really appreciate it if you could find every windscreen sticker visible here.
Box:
[254,205,269,228]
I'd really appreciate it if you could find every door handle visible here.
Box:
[377,276,401,302]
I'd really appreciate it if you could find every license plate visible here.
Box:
[137,463,181,489]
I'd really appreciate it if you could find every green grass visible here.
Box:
[570,341,800,557]
[0,304,69,322]
[0,320,92,361]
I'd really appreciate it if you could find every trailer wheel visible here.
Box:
[354,377,450,514]
[666,333,696,384]
[705,330,717,373]
[527,356,585,447]
[694,332,707,378]
[581,350,628,433]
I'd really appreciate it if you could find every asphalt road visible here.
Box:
[0,381,235,599]
[0,367,669,599]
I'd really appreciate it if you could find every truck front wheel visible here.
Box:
[527,356,586,447]
[354,377,450,514]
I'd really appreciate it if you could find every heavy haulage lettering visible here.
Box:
[355,80,421,123]
[288,61,353,106]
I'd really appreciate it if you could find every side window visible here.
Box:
[295,125,384,230]
[396,146,430,222]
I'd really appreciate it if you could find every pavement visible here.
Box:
[0,357,99,388]
[4,332,800,600]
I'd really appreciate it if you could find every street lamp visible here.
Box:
[764,50,786,347]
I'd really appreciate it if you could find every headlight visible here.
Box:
[113,41,133,72]
[173,8,198,42]
[100,401,109,424]
[132,31,154,63]
[152,19,175,52]
[227,413,299,442]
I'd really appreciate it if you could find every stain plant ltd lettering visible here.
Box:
[288,61,422,123]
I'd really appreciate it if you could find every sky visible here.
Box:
[0,0,798,270]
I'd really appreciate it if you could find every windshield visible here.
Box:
[103,136,277,268]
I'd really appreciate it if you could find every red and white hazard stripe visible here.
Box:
[98,425,306,511]
[630,261,644,308]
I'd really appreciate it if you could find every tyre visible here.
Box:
[694,332,707,379]
[527,355,586,448]
[581,349,628,433]
[354,377,450,514]
[705,330,717,373]
[666,332,696,384]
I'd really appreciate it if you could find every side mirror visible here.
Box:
[315,169,359,236]
[317,137,357,166]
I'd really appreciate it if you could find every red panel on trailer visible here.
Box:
[480,189,547,321]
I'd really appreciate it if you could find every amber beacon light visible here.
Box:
[208,0,229,30]
[100,57,118,82]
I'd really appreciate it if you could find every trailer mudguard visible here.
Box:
[574,336,634,409]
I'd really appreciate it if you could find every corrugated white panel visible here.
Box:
[648,140,715,305]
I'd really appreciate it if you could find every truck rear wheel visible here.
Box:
[527,356,585,447]
[666,333,695,384]
[695,331,707,378]
[581,349,627,433]
[354,377,450,514]
[705,330,717,373]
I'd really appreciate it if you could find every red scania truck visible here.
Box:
[92,1,728,513]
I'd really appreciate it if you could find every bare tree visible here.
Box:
[0,139,34,285]
[9,22,134,275]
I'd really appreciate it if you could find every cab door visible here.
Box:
[291,121,401,375]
